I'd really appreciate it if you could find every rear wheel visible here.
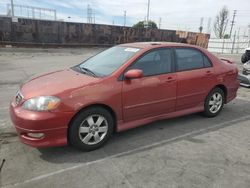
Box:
[69,107,114,151]
[203,87,225,117]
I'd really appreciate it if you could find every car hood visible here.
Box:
[21,69,100,99]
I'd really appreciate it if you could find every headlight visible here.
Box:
[22,96,60,111]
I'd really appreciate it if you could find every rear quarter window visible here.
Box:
[203,55,212,67]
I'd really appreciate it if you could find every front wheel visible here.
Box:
[203,88,225,117]
[69,107,114,151]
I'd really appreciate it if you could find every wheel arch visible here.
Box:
[67,103,117,144]
[213,84,228,103]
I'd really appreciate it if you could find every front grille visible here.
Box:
[15,91,24,105]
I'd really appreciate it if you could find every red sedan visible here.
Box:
[10,42,239,151]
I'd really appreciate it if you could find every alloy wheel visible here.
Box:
[78,114,108,145]
[208,92,223,114]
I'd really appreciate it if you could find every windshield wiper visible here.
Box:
[79,66,97,77]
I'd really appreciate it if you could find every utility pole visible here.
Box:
[206,17,211,34]
[248,24,250,47]
[236,27,240,53]
[158,17,162,29]
[124,10,126,27]
[222,38,225,54]
[39,9,41,19]
[231,30,237,54]
[54,10,57,20]
[229,10,237,38]
[11,0,14,17]
[146,0,150,24]
[199,17,204,33]
[32,7,35,19]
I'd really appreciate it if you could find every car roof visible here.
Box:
[119,42,201,50]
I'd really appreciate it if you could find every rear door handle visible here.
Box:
[165,76,176,83]
[205,70,213,76]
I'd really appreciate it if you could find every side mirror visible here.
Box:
[124,69,143,79]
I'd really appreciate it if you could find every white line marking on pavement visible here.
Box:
[3,114,250,188]
[0,107,9,110]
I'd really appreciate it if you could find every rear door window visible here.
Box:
[175,48,210,71]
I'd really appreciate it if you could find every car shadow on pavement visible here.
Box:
[38,99,250,164]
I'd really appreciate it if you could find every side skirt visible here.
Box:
[117,106,204,132]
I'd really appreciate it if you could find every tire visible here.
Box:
[203,87,225,118]
[241,54,248,64]
[69,106,114,151]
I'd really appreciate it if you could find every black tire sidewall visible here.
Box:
[241,54,247,64]
[203,88,225,117]
[69,107,114,151]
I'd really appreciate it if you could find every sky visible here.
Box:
[0,0,249,37]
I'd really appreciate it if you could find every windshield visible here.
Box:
[79,46,140,76]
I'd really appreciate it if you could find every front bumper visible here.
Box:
[238,73,250,88]
[10,102,74,147]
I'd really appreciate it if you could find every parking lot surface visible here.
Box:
[0,48,250,188]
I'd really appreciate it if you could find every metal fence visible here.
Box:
[208,38,250,54]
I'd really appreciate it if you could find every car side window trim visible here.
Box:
[173,47,213,72]
[202,54,213,68]
[118,47,175,81]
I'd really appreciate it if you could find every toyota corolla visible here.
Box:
[10,42,239,151]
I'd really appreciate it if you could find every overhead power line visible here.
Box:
[87,4,94,24]
[7,3,57,20]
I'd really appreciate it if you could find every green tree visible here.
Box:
[133,20,158,29]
